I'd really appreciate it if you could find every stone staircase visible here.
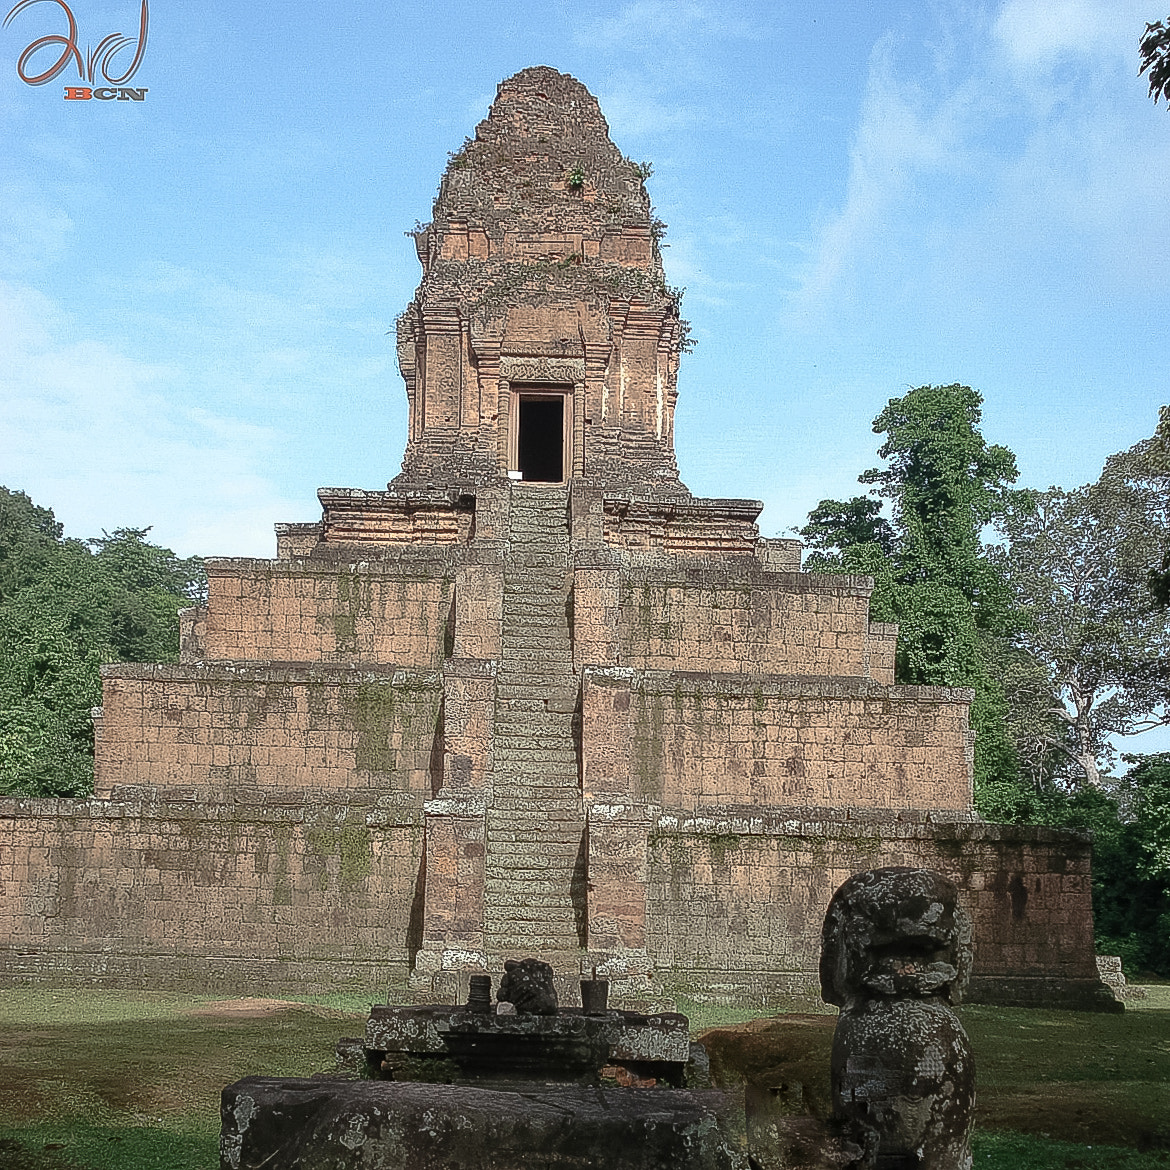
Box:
[484,485,586,967]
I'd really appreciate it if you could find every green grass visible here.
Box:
[0,987,1168,1168]
[971,1132,1170,1168]
[0,989,370,1169]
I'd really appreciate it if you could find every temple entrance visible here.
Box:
[510,388,570,482]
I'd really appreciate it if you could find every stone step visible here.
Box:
[495,662,575,676]
[483,908,581,929]
[486,814,584,832]
[501,599,566,615]
[489,799,581,814]
[486,836,583,853]
[491,724,577,741]
[504,559,567,571]
[494,685,576,700]
[494,700,556,716]
[491,756,579,772]
[482,855,579,875]
[484,902,579,920]
[493,706,575,723]
[498,608,566,627]
[492,720,575,738]
[478,875,569,898]
[487,828,584,845]
[491,778,581,795]
[501,634,571,652]
[486,830,582,847]
[484,918,581,938]
[496,646,574,663]
[494,679,577,695]
[487,791,582,808]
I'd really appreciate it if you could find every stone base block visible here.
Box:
[220,1077,747,1169]
[966,974,1123,1013]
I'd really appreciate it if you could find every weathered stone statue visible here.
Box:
[820,868,975,1170]
[497,957,559,1014]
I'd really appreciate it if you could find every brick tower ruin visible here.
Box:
[0,68,1114,1010]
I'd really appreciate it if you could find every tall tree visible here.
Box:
[0,490,206,797]
[995,443,1170,786]
[800,385,1020,805]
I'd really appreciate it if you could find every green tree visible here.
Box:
[994,445,1170,786]
[1140,18,1170,108]
[799,385,1021,805]
[0,490,206,797]
[0,487,70,602]
[1042,755,1170,976]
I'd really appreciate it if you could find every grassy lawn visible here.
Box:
[0,986,1166,1168]
[0,989,369,1170]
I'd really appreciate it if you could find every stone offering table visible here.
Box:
[363,1002,693,1085]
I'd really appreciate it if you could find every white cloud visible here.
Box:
[0,279,301,557]
[786,36,976,321]
[786,5,1170,326]
[993,0,1150,69]
[574,0,758,53]
[0,183,75,273]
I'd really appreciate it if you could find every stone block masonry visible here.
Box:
[0,793,423,993]
[631,812,1107,1009]
[581,671,974,812]
[202,553,455,666]
[95,663,443,800]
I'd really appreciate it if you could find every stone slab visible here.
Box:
[220,1078,747,1169]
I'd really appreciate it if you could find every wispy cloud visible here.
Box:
[993,0,1150,69]
[785,2,1170,327]
[0,279,302,556]
[574,0,759,54]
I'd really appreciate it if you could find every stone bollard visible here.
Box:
[820,868,976,1170]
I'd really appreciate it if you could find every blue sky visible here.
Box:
[2,0,1167,562]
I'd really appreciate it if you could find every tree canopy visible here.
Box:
[1140,18,1170,108]
[800,385,1020,804]
[993,470,1170,787]
[0,488,206,797]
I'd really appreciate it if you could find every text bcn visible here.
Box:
[64,85,145,99]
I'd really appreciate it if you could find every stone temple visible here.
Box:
[0,68,1113,1009]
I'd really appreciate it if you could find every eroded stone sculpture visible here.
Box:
[820,867,975,1170]
[497,957,559,1015]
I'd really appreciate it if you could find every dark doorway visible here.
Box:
[518,396,564,482]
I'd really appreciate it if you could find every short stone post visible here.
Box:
[820,867,976,1170]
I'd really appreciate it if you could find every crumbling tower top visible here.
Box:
[393,66,688,492]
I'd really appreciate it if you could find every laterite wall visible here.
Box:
[644,813,1104,1008]
[0,793,423,993]
[95,664,442,800]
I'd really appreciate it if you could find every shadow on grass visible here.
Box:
[0,1125,215,1170]
[0,990,368,1169]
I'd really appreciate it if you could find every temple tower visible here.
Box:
[394,66,684,492]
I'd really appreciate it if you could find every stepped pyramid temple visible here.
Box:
[1,68,1113,1009]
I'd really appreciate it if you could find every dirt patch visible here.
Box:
[185,998,298,1019]
[185,998,353,1021]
